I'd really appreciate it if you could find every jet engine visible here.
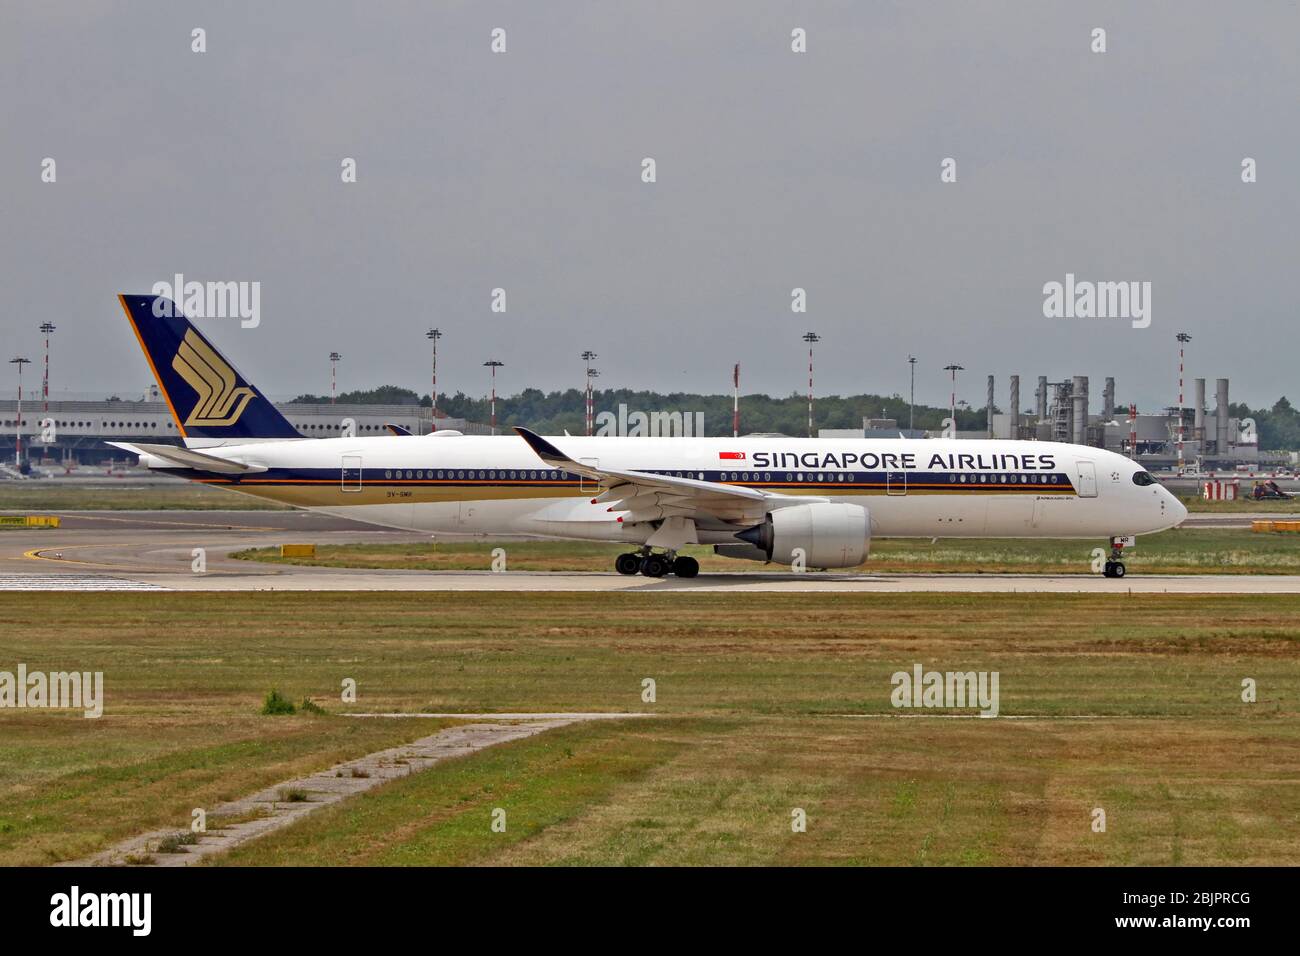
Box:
[719,502,870,568]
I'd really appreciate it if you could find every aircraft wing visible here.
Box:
[107,441,265,475]
[513,426,820,526]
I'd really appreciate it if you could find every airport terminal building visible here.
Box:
[0,398,487,468]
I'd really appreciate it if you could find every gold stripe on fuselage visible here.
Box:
[195,479,1076,508]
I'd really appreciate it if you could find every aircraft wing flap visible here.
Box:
[514,426,784,527]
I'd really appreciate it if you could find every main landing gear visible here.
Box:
[1102,537,1127,579]
[614,549,700,578]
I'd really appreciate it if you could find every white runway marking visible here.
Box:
[145,569,1300,594]
[0,574,167,591]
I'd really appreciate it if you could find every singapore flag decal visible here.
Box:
[719,451,745,460]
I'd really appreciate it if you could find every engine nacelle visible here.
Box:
[713,543,771,563]
[731,502,870,568]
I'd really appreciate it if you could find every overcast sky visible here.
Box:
[3,1,1297,413]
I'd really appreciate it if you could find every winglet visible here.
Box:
[513,426,602,479]
[512,426,576,469]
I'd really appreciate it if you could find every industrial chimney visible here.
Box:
[1036,376,1048,420]
[1072,375,1088,445]
[1216,378,1230,456]
[1102,377,1115,420]
[1194,378,1206,445]
[986,375,995,438]
[1009,375,1021,440]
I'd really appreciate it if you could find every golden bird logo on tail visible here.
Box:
[171,329,257,427]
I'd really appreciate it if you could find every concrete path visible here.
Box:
[65,719,578,867]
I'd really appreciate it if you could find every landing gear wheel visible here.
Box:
[673,555,700,578]
[1103,536,1129,578]
[641,555,669,578]
[615,553,642,576]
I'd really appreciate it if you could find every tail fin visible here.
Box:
[117,294,300,441]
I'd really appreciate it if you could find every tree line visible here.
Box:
[289,386,1300,450]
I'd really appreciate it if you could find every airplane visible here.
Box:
[109,294,1187,579]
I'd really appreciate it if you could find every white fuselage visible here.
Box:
[142,434,1188,546]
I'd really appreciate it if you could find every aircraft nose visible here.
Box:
[1167,490,1188,526]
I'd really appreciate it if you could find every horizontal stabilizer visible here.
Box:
[107,441,264,474]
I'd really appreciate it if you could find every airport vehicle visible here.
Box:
[110,295,1186,578]
[1250,480,1294,501]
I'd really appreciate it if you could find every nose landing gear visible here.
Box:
[1102,536,1129,578]
[613,549,700,578]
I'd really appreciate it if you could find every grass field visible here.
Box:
[0,481,289,512]
[1181,496,1300,513]
[1,592,1297,866]
[233,527,1300,574]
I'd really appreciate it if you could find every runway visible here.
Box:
[3,509,1299,593]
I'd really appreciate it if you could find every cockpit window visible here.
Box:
[1132,471,1157,486]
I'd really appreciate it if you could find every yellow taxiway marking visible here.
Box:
[36,512,292,532]
[21,542,269,575]
[23,545,180,572]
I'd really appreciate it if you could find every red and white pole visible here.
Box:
[808,348,814,437]
[581,351,597,436]
[16,363,23,465]
[1178,349,1184,465]
[42,330,51,415]
[426,331,444,433]
[1175,332,1191,473]
[802,334,819,437]
[11,358,31,466]
[484,360,503,435]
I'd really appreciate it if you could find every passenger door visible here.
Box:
[341,455,363,492]
[1075,460,1098,497]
